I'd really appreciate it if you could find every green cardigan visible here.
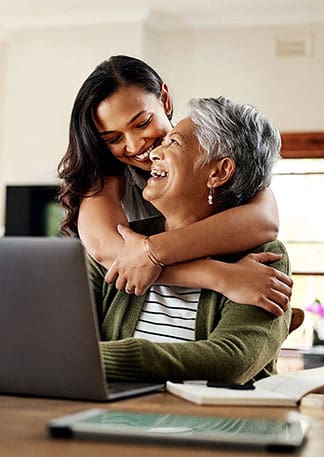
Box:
[87,217,291,383]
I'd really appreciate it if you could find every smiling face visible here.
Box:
[143,117,217,229]
[94,84,172,171]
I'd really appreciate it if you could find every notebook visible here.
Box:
[0,237,164,401]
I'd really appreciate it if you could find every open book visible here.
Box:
[166,366,324,407]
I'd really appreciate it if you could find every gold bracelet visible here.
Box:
[143,236,165,268]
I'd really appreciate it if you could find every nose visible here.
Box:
[149,144,164,162]
[125,134,145,154]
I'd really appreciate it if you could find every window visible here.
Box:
[272,132,324,349]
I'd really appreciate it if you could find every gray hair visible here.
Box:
[189,96,281,212]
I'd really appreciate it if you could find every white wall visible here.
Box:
[146,24,324,128]
[1,20,323,230]
[0,22,144,230]
[144,27,195,122]
[0,39,6,169]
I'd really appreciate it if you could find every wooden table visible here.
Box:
[1,392,323,457]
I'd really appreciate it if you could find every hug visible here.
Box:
[88,96,292,383]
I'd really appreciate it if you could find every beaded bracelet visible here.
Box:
[143,236,166,268]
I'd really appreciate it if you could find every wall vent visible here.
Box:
[276,36,313,58]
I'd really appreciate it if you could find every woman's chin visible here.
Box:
[143,177,169,207]
[142,186,155,203]
[143,183,162,205]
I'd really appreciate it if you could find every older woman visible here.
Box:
[88,96,291,383]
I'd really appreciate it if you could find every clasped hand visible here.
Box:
[218,252,293,316]
[105,225,162,296]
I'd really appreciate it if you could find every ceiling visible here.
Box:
[0,0,323,30]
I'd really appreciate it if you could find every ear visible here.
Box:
[207,158,235,189]
[160,82,173,117]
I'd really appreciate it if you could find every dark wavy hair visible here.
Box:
[57,55,172,235]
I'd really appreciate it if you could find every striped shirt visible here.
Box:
[133,285,201,343]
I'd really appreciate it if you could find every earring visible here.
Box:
[208,187,214,205]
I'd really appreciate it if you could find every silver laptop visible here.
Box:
[0,237,164,401]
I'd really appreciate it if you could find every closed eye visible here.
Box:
[161,137,179,147]
[136,115,153,129]
[104,135,122,145]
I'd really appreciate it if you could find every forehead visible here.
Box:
[98,85,157,114]
[94,85,160,131]
[170,117,196,140]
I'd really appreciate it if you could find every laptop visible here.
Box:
[0,237,164,401]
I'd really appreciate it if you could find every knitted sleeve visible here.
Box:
[100,308,289,383]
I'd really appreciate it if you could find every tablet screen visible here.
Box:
[49,408,309,451]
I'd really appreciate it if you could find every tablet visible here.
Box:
[48,408,309,451]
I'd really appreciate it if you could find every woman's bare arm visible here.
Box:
[78,176,127,269]
[106,188,279,291]
[158,252,292,316]
[108,251,292,317]
[151,188,279,265]
[80,185,277,271]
